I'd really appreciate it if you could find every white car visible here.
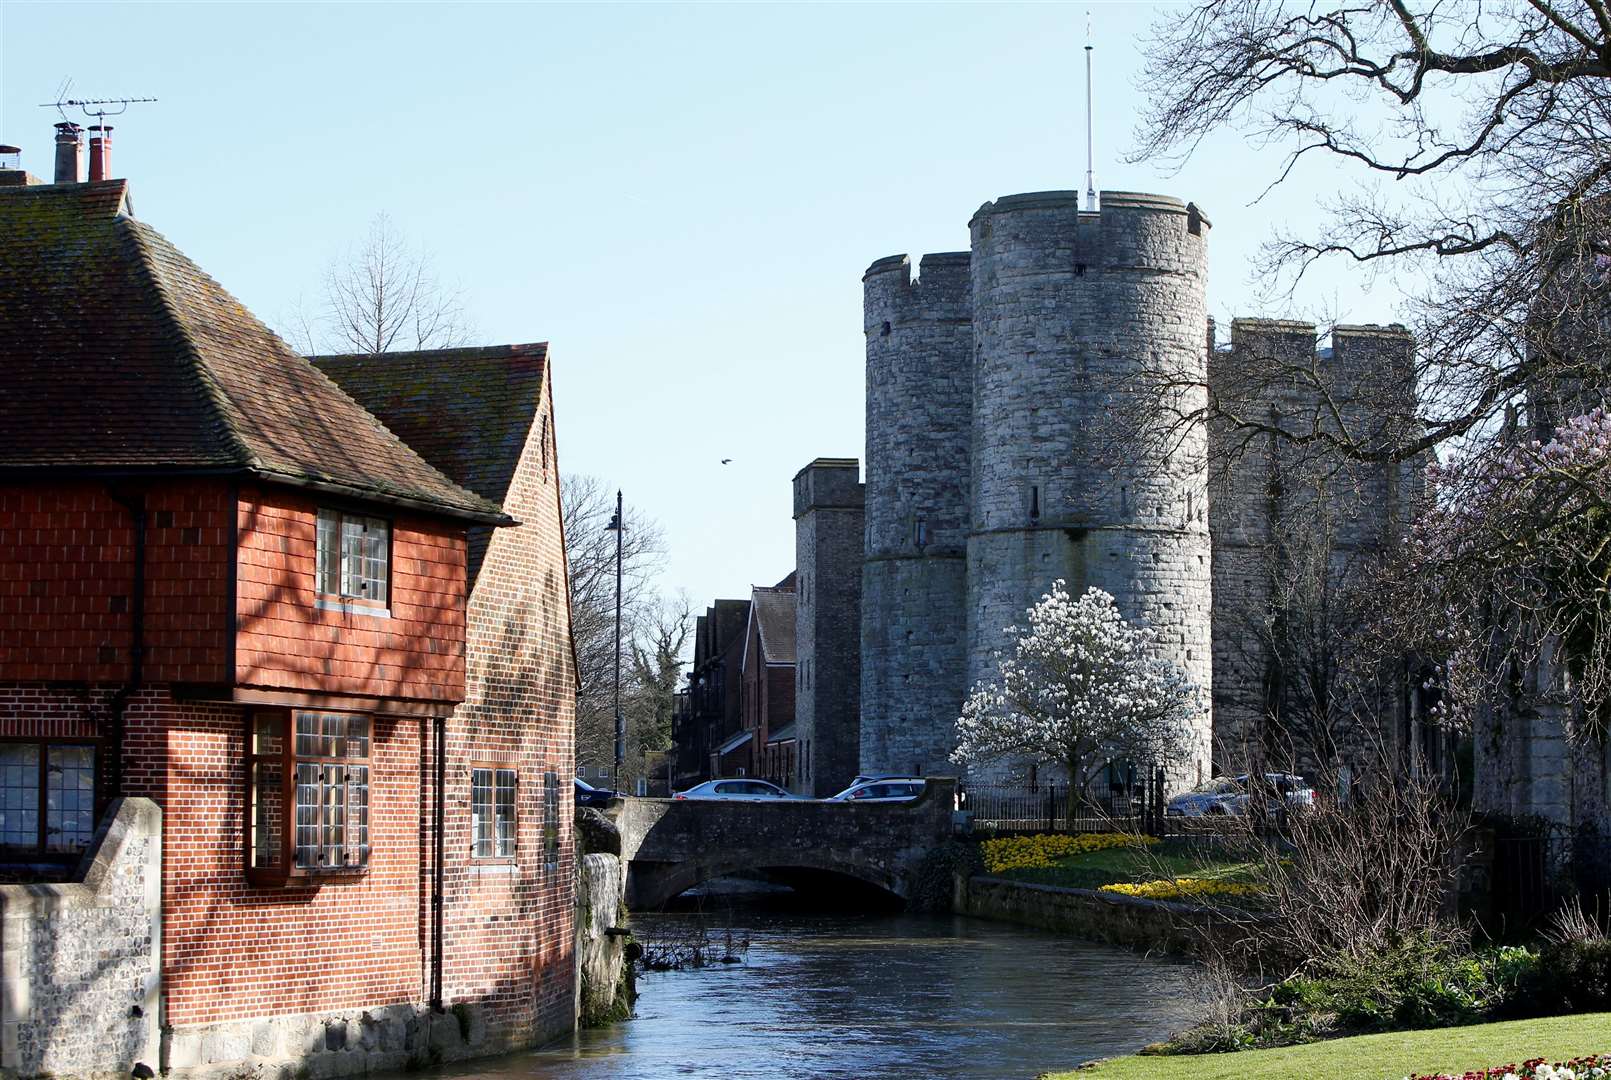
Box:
[1166,777,1244,817]
[829,777,926,802]
[673,779,800,801]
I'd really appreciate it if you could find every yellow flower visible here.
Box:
[1098,877,1263,901]
[981,832,1158,873]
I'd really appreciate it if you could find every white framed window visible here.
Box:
[316,509,389,606]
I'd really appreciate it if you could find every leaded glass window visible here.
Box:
[0,742,98,857]
[543,770,559,871]
[471,767,517,859]
[246,711,370,883]
[315,508,389,605]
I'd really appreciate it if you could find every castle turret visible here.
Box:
[859,253,974,779]
[966,191,1214,784]
[794,459,866,795]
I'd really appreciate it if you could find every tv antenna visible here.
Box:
[1084,10,1096,211]
[39,79,156,123]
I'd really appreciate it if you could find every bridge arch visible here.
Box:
[610,778,958,913]
[626,851,906,911]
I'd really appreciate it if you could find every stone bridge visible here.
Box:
[610,779,957,910]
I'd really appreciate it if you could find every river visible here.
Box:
[433,889,1196,1080]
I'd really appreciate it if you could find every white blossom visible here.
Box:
[952,582,1198,792]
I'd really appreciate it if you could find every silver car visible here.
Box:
[673,779,799,801]
[1166,777,1243,817]
[830,778,926,802]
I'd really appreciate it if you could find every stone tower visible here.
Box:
[1208,319,1421,774]
[793,458,866,796]
[859,253,974,780]
[965,191,1215,784]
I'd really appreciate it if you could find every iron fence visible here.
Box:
[957,765,1168,836]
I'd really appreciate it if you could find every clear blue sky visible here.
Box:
[1,2,1394,615]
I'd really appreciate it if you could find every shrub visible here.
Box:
[1532,938,1611,1014]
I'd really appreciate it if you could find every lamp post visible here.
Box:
[607,490,624,793]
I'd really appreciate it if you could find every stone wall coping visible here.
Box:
[0,797,161,916]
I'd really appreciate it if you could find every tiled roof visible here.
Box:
[751,586,797,664]
[314,344,547,583]
[0,180,506,524]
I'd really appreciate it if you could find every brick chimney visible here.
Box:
[54,122,82,184]
[88,126,112,182]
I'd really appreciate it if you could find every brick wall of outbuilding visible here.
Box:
[440,375,576,1047]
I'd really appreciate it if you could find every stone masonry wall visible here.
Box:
[794,460,865,796]
[1209,320,1421,774]
[1,797,162,1080]
[860,253,973,783]
[966,191,1213,785]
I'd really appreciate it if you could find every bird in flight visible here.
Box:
[721,458,733,465]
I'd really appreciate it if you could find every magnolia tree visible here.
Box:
[952,582,1199,794]
[1393,407,1611,736]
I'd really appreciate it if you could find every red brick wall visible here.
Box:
[235,485,468,704]
[441,372,577,1045]
[0,480,231,684]
[119,687,427,1026]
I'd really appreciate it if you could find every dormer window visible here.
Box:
[316,508,389,608]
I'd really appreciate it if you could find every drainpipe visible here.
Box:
[431,714,446,1011]
[106,487,147,800]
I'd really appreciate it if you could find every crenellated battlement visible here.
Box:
[969,189,1209,280]
[862,252,970,333]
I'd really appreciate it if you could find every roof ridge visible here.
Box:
[120,218,262,470]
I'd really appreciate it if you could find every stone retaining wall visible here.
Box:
[1,797,162,1080]
[959,875,1247,958]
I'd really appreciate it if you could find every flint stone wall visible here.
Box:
[0,797,162,1080]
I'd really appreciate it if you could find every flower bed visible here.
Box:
[1406,1053,1611,1079]
[1099,877,1264,902]
[980,832,1158,873]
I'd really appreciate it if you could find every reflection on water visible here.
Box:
[436,893,1193,1080]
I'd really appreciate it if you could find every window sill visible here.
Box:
[469,861,519,877]
[247,866,370,887]
[315,598,391,619]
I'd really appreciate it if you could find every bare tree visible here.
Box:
[622,592,695,779]
[1131,0,1611,468]
[287,213,475,355]
[562,474,669,773]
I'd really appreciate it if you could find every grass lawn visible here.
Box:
[1047,1013,1611,1080]
[993,840,1256,891]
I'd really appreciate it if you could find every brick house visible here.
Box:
[740,581,797,788]
[0,166,575,1078]
[674,598,748,787]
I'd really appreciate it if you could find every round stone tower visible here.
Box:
[966,190,1214,784]
[860,251,974,779]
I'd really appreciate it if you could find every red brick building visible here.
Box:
[0,169,576,1075]
[741,582,798,788]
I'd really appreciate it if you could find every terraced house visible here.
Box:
[0,145,577,1080]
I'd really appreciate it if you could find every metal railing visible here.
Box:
[958,767,1168,835]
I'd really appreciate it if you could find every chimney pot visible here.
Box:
[88,125,113,183]
[53,122,83,184]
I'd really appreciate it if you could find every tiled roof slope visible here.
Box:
[0,180,506,524]
[751,586,797,664]
[313,344,548,584]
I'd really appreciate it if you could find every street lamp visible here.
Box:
[606,490,624,793]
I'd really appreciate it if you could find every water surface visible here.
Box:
[439,898,1193,1080]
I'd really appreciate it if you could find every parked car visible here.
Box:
[574,777,621,808]
[673,778,800,801]
[829,778,926,802]
[1166,777,1244,817]
[1222,773,1315,815]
